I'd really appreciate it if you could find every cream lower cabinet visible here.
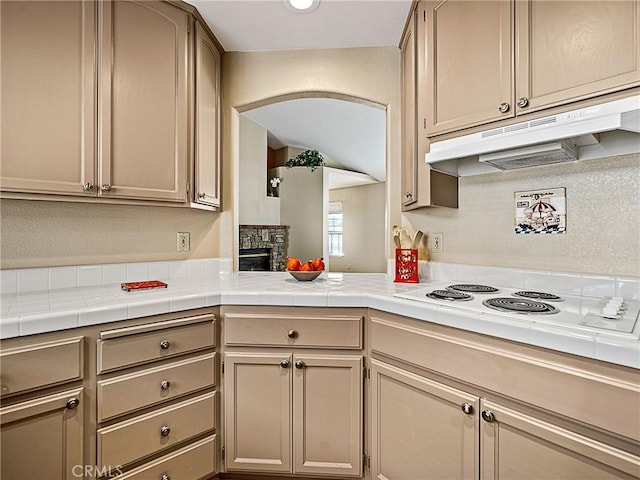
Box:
[369,311,640,480]
[0,388,84,480]
[223,307,365,477]
[370,360,478,479]
[224,352,363,476]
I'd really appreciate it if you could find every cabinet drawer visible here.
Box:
[115,435,216,480]
[97,353,216,422]
[97,391,216,469]
[225,313,362,349]
[98,315,215,373]
[0,337,83,396]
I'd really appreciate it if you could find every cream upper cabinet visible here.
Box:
[515,0,640,114]
[424,0,514,136]
[0,1,96,196]
[401,3,459,210]
[99,0,188,202]
[193,21,221,208]
[424,0,640,136]
[401,7,418,208]
[370,359,478,480]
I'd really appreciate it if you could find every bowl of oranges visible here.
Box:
[287,257,325,281]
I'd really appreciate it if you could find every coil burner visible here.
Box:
[483,297,559,315]
[448,284,499,294]
[513,291,562,301]
[426,290,473,301]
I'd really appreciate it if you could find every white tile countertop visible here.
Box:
[1,259,639,369]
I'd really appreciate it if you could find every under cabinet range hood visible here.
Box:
[425,95,640,176]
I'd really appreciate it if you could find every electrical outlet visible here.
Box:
[177,232,190,252]
[432,233,443,253]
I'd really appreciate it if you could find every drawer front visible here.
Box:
[97,391,216,469]
[97,353,216,422]
[115,435,216,480]
[0,337,83,396]
[225,313,362,349]
[98,319,214,373]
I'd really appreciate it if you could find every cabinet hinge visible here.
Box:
[222,446,225,459]
[362,366,368,380]
[424,118,427,129]
[368,455,371,468]
[221,361,224,375]
[186,181,190,195]
[363,453,367,470]
[187,23,191,35]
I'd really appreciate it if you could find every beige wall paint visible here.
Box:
[0,200,219,269]
[221,47,401,262]
[404,153,640,276]
[238,115,280,225]
[329,182,386,273]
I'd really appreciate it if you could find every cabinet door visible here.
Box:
[99,0,188,202]
[401,8,417,207]
[425,0,514,135]
[370,360,479,480]
[0,1,95,196]
[194,21,221,208]
[0,388,83,480]
[293,355,362,477]
[516,0,640,114]
[480,400,640,479]
[224,353,292,473]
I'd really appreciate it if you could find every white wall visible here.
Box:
[329,183,386,273]
[238,115,280,225]
[276,166,324,262]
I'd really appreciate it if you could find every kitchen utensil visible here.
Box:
[393,234,402,248]
[411,231,424,249]
[400,229,412,249]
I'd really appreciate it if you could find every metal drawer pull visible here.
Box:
[82,182,94,191]
[66,398,80,410]
[100,184,112,192]
[161,475,171,480]
[517,97,529,108]
[160,425,171,436]
[160,380,171,390]
[295,360,305,369]
[481,410,495,423]
[460,403,474,415]
[280,360,290,368]
[287,329,298,339]
[160,340,170,350]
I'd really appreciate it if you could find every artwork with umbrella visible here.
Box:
[514,188,566,234]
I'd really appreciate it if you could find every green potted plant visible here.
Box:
[285,149,325,172]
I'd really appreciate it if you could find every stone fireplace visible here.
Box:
[238,225,288,271]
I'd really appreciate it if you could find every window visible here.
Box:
[327,202,343,256]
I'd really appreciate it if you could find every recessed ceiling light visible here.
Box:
[285,0,320,13]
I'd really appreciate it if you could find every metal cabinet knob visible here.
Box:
[160,380,171,390]
[481,410,495,423]
[287,329,298,339]
[160,340,170,350]
[517,97,529,108]
[405,192,413,199]
[460,403,474,415]
[160,425,171,437]
[83,182,94,191]
[161,475,171,480]
[198,192,206,200]
[295,360,305,370]
[499,102,510,113]
[280,360,290,368]
[100,184,112,192]
[66,398,80,410]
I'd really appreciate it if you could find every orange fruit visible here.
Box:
[286,257,301,271]
[299,262,313,272]
[311,257,325,271]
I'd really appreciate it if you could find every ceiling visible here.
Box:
[185,0,412,52]
[243,97,386,181]
[186,0,410,183]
